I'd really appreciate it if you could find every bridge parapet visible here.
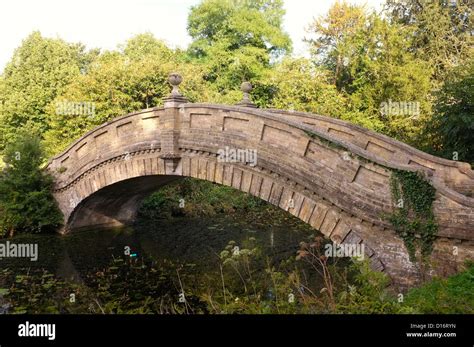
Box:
[265,108,474,198]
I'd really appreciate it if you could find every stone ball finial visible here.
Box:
[168,72,183,96]
[241,81,252,93]
[236,81,256,108]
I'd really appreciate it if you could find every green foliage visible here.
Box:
[386,0,473,82]
[249,56,380,130]
[83,257,207,314]
[1,268,94,314]
[138,178,265,219]
[403,262,474,314]
[187,0,290,59]
[384,0,472,151]
[120,32,174,62]
[306,3,433,145]
[0,129,63,236]
[388,170,438,262]
[0,256,208,314]
[347,14,432,143]
[0,31,95,151]
[205,237,413,314]
[206,237,473,315]
[204,238,304,314]
[427,56,474,164]
[305,0,366,89]
[187,0,291,100]
[334,260,410,314]
[266,58,345,114]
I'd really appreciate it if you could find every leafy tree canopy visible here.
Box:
[187,0,291,96]
[306,3,433,144]
[0,31,98,151]
[427,56,474,163]
[386,0,473,82]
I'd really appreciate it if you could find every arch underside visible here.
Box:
[67,175,181,231]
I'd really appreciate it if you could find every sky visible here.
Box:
[0,0,384,73]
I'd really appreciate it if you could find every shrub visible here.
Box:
[0,130,63,237]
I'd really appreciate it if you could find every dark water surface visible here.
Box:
[0,206,350,313]
[1,210,319,285]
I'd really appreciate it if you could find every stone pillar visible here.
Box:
[160,72,187,174]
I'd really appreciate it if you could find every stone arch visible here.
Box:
[46,76,474,289]
[60,151,388,280]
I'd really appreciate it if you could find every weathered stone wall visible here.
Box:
[267,108,474,198]
[46,78,474,290]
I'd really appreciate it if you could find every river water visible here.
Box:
[0,207,333,313]
[61,212,313,278]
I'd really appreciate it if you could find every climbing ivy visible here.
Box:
[388,170,438,262]
[303,127,439,263]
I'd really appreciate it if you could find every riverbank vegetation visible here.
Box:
[137,178,266,220]
[1,232,472,314]
[0,129,62,237]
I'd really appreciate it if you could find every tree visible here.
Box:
[305,0,366,90]
[187,0,291,101]
[43,34,208,156]
[306,3,433,143]
[0,129,63,237]
[386,0,473,82]
[344,14,433,143]
[261,57,392,131]
[0,32,97,152]
[120,32,174,62]
[427,56,474,163]
[188,0,290,58]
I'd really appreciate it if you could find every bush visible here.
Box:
[403,262,474,314]
[138,178,265,220]
[0,130,63,237]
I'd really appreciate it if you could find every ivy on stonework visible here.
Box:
[388,170,438,263]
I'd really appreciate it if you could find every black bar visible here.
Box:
[0,314,472,346]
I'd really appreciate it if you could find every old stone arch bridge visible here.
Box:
[46,73,474,288]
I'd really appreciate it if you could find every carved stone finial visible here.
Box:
[164,72,187,106]
[241,81,252,95]
[236,81,257,108]
[168,72,183,96]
